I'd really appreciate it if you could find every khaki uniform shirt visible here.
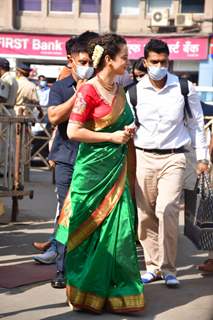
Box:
[1,71,18,107]
[15,76,38,107]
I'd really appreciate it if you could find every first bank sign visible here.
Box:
[0,33,69,58]
[0,32,209,61]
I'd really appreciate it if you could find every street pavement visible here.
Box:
[0,168,213,320]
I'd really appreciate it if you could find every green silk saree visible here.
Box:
[56,81,144,313]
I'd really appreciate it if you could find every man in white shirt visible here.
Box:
[128,39,208,288]
[36,75,50,107]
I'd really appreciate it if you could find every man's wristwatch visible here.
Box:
[198,159,209,165]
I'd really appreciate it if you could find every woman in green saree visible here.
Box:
[56,34,144,313]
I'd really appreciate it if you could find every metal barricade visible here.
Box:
[24,103,52,169]
[0,105,34,221]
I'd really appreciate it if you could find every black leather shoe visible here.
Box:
[51,271,66,289]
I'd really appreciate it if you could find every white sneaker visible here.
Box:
[164,274,180,288]
[33,250,57,265]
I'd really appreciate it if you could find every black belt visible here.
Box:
[136,147,185,154]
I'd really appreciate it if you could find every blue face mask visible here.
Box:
[147,66,168,81]
[76,65,94,80]
[39,80,47,88]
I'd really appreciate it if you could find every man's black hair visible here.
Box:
[38,75,46,80]
[65,31,99,56]
[144,39,169,59]
[78,31,99,44]
[65,37,77,55]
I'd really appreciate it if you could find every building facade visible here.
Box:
[0,0,213,84]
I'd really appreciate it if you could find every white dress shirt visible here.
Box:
[126,72,208,160]
[37,86,50,107]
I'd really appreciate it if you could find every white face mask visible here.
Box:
[147,66,168,81]
[136,76,143,82]
[39,80,47,88]
[76,65,94,80]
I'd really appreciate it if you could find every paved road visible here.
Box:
[0,169,212,320]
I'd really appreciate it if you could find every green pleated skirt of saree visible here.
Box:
[56,104,144,313]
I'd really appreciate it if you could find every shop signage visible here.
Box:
[210,37,213,57]
[0,33,208,61]
[0,33,68,58]
[126,37,208,60]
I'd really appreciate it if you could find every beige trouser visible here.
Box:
[135,149,186,276]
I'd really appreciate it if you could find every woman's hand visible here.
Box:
[124,124,136,138]
[110,130,131,144]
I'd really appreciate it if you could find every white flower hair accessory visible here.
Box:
[92,44,104,69]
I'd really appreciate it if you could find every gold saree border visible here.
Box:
[66,285,105,314]
[66,285,144,314]
[67,160,127,252]
[57,189,72,228]
[93,86,126,131]
[107,294,145,313]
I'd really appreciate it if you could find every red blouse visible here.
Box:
[69,83,112,124]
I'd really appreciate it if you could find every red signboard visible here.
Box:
[126,37,208,60]
[210,37,213,57]
[0,33,68,57]
[0,33,209,60]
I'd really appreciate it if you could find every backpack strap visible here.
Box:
[179,77,193,119]
[128,84,137,107]
[128,84,140,127]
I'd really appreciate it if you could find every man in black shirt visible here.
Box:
[34,31,98,288]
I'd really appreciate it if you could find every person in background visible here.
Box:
[30,75,51,159]
[15,63,39,116]
[0,58,18,110]
[197,133,213,273]
[37,75,50,107]
[128,39,208,288]
[0,58,18,211]
[126,57,147,130]
[131,57,147,83]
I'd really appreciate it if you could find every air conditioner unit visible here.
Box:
[151,9,169,27]
[175,14,193,27]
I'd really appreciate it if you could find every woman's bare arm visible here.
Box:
[67,122,131,144]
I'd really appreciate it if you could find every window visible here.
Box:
[113,0,140,16]
[50,0,73,12]
[80,0,101,13]
[181,0,204,13]
[18,0,41,11]
[147,0,172,13]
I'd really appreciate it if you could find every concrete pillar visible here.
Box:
[101,0,111,33]
[202,0,213,33]
[140,0,146,32]
[0,0,14,30]
[7,0,14,30]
